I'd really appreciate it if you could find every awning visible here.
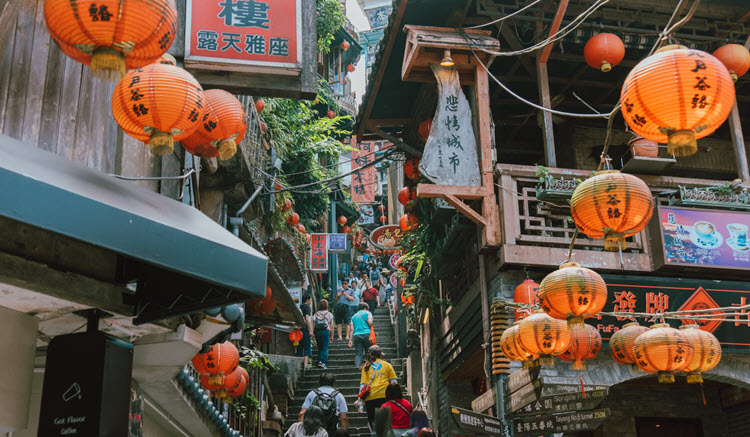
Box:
[0,134,267,318]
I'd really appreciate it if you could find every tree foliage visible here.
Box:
[316,0,346,54]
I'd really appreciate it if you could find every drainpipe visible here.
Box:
[230,184,264,236]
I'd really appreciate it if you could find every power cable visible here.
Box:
[463,0,544,30]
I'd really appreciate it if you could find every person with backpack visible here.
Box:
[299,373,348,435]
[381,383,413,436]
[362,279,379,314]
[286,405,328,437]
[313,299,334,369]
[348,303,373,368]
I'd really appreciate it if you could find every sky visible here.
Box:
[345,0,371,107]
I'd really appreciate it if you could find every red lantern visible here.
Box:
[249,286,276,315]
[275,181,283,192]
[380,216,387,224]
[180,89,247,160]
[287,212,300,225]
[404,158,421,180]
[337,215,347,226]
[296,223,306,234]
[280,198,292,211]
[378,205,386,212]
[399,213,418,231]
[500,323,537,369]
[191,341,239,384]
[289,329,303,346]
[418,119,432,142]
[713,44,750,82]
[200,366,242,392]
[225,373,247,398]
[584,33,625,72]
[342,225,352,234]
[260,120,268,133]
[306,233,311,244]
[398,186,417,206]
[346,64,356,72]
[558,324,602,370]
[513,279,539,321]
[255,98,265,113]
[327,110,335,119]
[341,41,350,51]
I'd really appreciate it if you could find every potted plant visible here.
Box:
[535,165,581,202]
[628,135,659,158]
[668,182,750,210]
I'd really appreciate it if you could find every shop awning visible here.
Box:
[0,134,267,306]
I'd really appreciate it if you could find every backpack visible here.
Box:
[311,389,339,433]
[313,312,329,331]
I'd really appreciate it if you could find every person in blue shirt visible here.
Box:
[335,279,355,341]
[348,277,364,331]
[348,303,373,368]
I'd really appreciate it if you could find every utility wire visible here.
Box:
[463,0,544,30]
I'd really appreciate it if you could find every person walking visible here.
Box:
[312,299,334,369]
[348,276,364,332]
[402,410,431,437]
[298,373,348,434]
[348,303,372,368]
[334,280,354,341]
[362,279,379,314]
[358,345,398,431]
[382,383,412,436]
[373,407,396,437]
[285,405,328,437]
[377,268,390,308]
[298,294,314,368]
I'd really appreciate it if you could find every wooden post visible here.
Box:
[728,99,750,183]
[536,61,556,167]
[475,64,502,247]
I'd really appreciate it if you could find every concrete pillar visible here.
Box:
[0,306,38,434]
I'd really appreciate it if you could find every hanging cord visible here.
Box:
[462,0,545,30]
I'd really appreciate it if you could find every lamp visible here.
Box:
[440,50,454,66]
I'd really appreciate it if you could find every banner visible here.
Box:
[351,140,376,203]
[310,234,328,272]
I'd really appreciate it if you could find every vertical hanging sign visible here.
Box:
[310,233,328,272]
[351,140,377,203]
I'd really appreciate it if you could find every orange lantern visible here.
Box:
[517,311,571,366]
[191,341,239,384]
[112,64,205,156]
[570,170,654,251]
[679,325,721,383]
[255,98,265,113]
[280,198,292,211]
[378,204,386,212]
[225,373,247,398]
[342,225,352,234]
[609,322,648,367]
[287,212,300,225]
[341,41,350,51]
[180,89,247,160]
[499,323,538,369]
[327,110,336,119]
[418,119,432,142]
[713,44,750,82]
[621,45,735,157]
[558,324,602,370]
[200,366,242,392]
[249,286,276,315]
[398,186,417,206]
[212,367,244,399]
[513,279,539,321]
[632,323,695,383]
[289,329,303,346]
[379,216,387,224]
[584,33,625,72]
[337,215,347,226]
[297,224,306,234]
[538,263,608,328]
[404,158,421,180]
[399,213,418,231]
[346,64,356,72]
[44,0,177,81]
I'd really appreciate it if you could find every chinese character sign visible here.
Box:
[369,225,404,249]
[186,0,299,68]
[351,140,376,203]
[310,233,328,272]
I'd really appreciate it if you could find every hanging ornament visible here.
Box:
[260,120,268,133]
[289,329,303,346]
[191,341,239,385]
[610,322,648,369]
[399,213,418,231]
[255,98,265,113]
[378,204,386,212]
[558,324,602,370]
[180,89,247,160]
[517,311,571,366]
[200,366,242,393]
[499,323,537,370]
[327,110,335,119]
[418,119,432,142]
[296,224,306,234]
[347,64,356,72]
[513,279,539,321]
[280,198,292,211]
[713,44,750,82]
[398,186,417,206]
[225,373,247,398]
[380,216,387,224]
[337,215,347,226]
[584,33,625,72]
[570,170,654,251]
[342,225,352,234]
[340,41,350,51]
[404,158,421,180]
[538,263,608,328]
[632,323,695,383]
[287,212,300,225]
[44,0,177,81]
[248,286,276,315]
[621,45,735,157]
[112,64,205,156]
[679,325,722,384]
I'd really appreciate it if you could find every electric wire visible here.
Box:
[462,0,544,30]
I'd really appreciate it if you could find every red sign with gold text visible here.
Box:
[185,0,300,69]
[310,233,328,272]
[351,139,377,203]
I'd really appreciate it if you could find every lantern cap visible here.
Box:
[679,324,701,330]
[650,323,670,329]
[559,262,581,269]
[655,44,688,53]
[622,321,641,328]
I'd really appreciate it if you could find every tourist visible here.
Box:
[285,405,328,437]
[348,276,364,330]
[362,279,379,314]
[377,268,390,308]
[334,280,354,341]
[312,299,334,369]
[381,383,412,436]
[416,428,436,437]
[368,260,380,286]
[298,373,348,434]
[402,411,431,437]
[348,303,372,368]
[298,294,314,368]
[373,406,396,437]
[358,345,398,430]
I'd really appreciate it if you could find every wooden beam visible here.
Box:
[368,126,423,157]
[498,244,652,272]
[416,183,485,199]
[443,194,486,226]
[475,64,502,247]
[728,98,750,182]
[536,62,556,167]
[538,0,570,65]
[366,118,413,127]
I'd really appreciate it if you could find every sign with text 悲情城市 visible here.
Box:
[594,275,750,352]
[310,234,328,272]
[369,225,405,249]
[351,140,377,203]
[652,205,750,272]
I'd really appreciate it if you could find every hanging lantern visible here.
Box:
[341,41,350,51]
[255,98,265,113]
[398,186,417,206]
[337,215,347,226]
[513,279,539,321]
[306,233,311,244]
[327,110,336,119]
[378,204,386,212]
[280,198,292,211]
[418,119,432,142]
[570,170,654,251]
[632,323,695,383]
[713,44,750,82]
[212,367,244,399]
[499,323,537,370]
[558,324,602,370]
[297,224,306,234]
[399,213,418,231]
[200,366,242,392]
[679,325,722,384]
[289,329,303,346]
[517,311,571,366]
[621,45,735,157]
[180,89,247,160]
[380,216,387,224]
[584,33,625,72]
[538,263,608,328]
[609,322,648,368]
[44,0,177,81]
[158,54,177,66]
[249,286,277,315]
[342,225,352,234]
[191,341,239,385]
[225,373,247,398]
[112,64,205,156]
[260,120,268,133]
[275,181,283,191]
[287,212,300,225]
[346,64,356,72]
[404,158,421,180]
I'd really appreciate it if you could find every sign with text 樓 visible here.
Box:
[351,140,377,203]
[310,234,328,272]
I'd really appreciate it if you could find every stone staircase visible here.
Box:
[284,311,405,436]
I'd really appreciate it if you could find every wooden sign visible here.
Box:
[513,389,608,417]
[310,234,328,272]
[351,141,376,203]
[472,387,496,413]
[504,379,542,414]
[513,408,610,436]
[504,368,540,395]
[536,383,608,398]
[450,406,503,435]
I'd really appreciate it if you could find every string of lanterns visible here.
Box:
[191,341,248,399]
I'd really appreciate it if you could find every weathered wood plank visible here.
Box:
[728,99,750,182]
[20,0,51,146]
[416,183,485,199]
[71,68,95,165]
[475,65,502,247]
[37,30,65,153]
[3,0,36,140]
[56,56,83,158]
[0,10,16,133]
[498,244,651,271]
[0,0,20,62]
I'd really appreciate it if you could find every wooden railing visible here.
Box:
[494,164,730,272]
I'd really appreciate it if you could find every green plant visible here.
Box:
[316,0,346,54]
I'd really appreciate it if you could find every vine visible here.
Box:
[316,0,346,54]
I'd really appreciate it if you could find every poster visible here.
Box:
[357,204,374,225]
[351,140,377,203]
[310,234,328,272]
[328,233,347,253]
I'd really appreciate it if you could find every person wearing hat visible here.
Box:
[358,344,398,432]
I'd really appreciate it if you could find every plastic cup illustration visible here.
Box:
[62,382,81,402]
[727,223,748,248]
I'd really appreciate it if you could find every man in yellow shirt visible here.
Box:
[358,345,398,431]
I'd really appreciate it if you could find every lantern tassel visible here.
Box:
[580,375,586,398]
[567,317,585,330]
[667,130,698,157]
[700,382,707,406]
[90,47,126,82]
[149,131,175,156]
[600,61,612,72]
[218,139,237,160]
[687,373,703,384]
[657,371,675,384]
[604,234,626,252]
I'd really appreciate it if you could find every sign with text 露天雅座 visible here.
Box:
[310,234,328,272]
[595,274,750,352]
[351,140,377,203]
[184,0,317,99]
[369,225,405,250]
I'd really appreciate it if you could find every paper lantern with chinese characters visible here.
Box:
[180,90,247,160]
[398,186,417,206]
[289,329,303,346]
[404,158,421,180]
[225,373,247,398]
[584,33,625,72]
[570,170,654,251]
[632,324,694,383]
[559,324,602,370]
[418,119,432,142]
[191,341,239,384]
[679,325,721,383]
[517,311,571,366]
[621,45,735,157]
[499,323,537,369]
[287,212,300,225]
[513,279,539,321]
[212,367,244,399]
[44,0,177,81]
[255,98,265,113]
[609,322,648,367]
[280,198,292,211]
[112,64,205,156]
[538,263,608,328]
[200,366,241,393]
[399,213,418,231]
[713,44,750,82]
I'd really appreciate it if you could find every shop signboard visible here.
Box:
[450,406,503,435]
[390,273,398,289]
[351,141,377,203]
[651,205,750,273]
[389,253,400,270]
[369,225,405,249]
[328,233,347,253]
[310,234,328,272]
[357,204,375,225]
[597,274,750,352]
[505,380,542,414]
[513,408,610,436]
[472,387,496,413]
[512,389,608,417]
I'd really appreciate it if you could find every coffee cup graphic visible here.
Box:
[63,382,81,402]
[694,221,717,241]
[727,223,748,248]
